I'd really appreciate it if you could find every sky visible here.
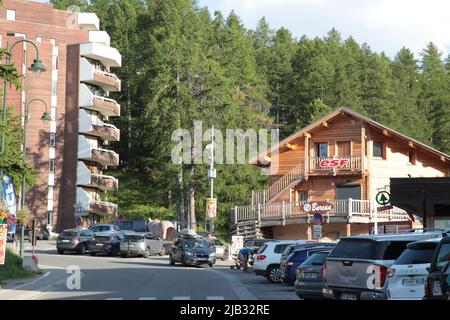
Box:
[197,0,450,59]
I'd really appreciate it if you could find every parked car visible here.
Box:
[388,238,441,300]
[281,244,336,285]
[120,232,165,258]
[207,239,229,261]
[57,229,95,255]
[87,234,122,256]
[113,220,148,233]
[89,224,124,238]
[169,236,215,267]
[295,250,332,300]
[280,242,330,269]
[323,231,442,300]
[244,238,275,253]
[424,234,450,300]
[253,240,312,283]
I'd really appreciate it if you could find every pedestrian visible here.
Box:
[238,245,253,272]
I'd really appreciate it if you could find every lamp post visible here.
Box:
[0,39,46,258]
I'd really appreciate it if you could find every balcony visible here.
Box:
[76,187,117,217]
[80,42,121,68]
[77,13,100,31]
[89,31,110,47]
[308,156,362,175]
[79,109,120,141]
[78,135,119,167]
[79,84,120,117]
[231,199,410,227]
[80,58,121,92]
[77,162,118,191]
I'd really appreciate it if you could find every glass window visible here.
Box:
[293,250,308,263]
[381,241,410,260]
[395,242,438,265]
[300,191,308,201]
[51,80,58,96]
[329,239,377,259]
[274,244,289,254]
[49,159,55,173]
[50,133,56,147]
[317,143,328,158]
[6,10,16,21]
[47,211,53,225]
[52,55,58,70]
[302,252,329,265]
[435,243,450,270]
[373,142,383,158]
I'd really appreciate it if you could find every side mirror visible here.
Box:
[426,267,431,273]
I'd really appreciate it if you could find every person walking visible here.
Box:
[238,245,253,272]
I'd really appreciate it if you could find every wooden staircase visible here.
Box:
[252,162,305,205]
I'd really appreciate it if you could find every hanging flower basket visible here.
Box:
[0,211,15,225]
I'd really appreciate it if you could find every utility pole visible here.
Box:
[208,125,216,234]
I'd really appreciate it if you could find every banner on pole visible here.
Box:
[205,198,217,221]
[0,224,7,265]
[2,174,17,234]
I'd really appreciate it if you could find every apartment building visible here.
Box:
[231,107,450,240]
[0,0,121,232]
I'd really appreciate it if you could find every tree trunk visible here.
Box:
[189,166,196,231]
[177,166,186,229]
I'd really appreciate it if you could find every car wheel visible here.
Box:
[143,247,150,258]
[78,245,86,255]
[57,249,64,255]
[159,247,165,256]
[89,252,96,256]
[208,262,214,268]
[121,254,128,258]
[181,255,187,266]
[169,254,175,265]
[267,265,282,283]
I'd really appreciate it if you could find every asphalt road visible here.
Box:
[0,241,298,300]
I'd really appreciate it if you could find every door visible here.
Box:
[337,141,351,157]
[336,184,361,200]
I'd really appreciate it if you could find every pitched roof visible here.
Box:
[249,107,450,165]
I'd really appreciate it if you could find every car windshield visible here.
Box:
[61,231,77,237]
[183,239,208,249]
[302,252,329,265]
[435,243,450,269]
[394,242,438,265]
[328,238,377,259]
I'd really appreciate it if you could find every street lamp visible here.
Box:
[0,39,46,258]
[18,99,50,258]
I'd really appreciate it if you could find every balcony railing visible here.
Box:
[91,148,119,167]
[89,200,118,216]
[93,69,121,92]
[93,96,120,117]
[91,123,120,141]
[231,199,410,226]
[309,156,361,173]
[90,174,118,191]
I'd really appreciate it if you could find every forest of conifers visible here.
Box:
[51,0,450,234]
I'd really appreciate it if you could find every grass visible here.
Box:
[0,248,42,285]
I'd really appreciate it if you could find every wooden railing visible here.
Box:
[252,162,305,205]
[231,199,411,226]
[309,156,361,172]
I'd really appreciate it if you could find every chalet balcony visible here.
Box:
[77,161,118,191]
[75,187,118,217]
[78,136,119,167]
[79,84,121,117]
[80,58,121,92]
[79,109,120,141]
[308,156,362,175]
[231,199,410,227]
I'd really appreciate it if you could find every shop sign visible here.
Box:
[319,158,349,168]
[303,202,334,213]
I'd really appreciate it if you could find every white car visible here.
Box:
[254,240,312,283]
[388,238,441,300]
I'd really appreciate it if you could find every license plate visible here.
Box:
[432,281,442,296]
[61,240,70,243]
[96,243,104,246]
[340,293,357,300]
[402,276,425,286]
[302,272,318,279]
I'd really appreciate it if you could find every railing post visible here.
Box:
[234,206,238,225]
[348,198,353,223]
[257,203,261,227]
[281,201,286,226]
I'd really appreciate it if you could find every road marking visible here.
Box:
[211,269,257,300]
[105,298,123,300]
[2,272,50,291]
[139,297,157,300]
[207,296,225,300]
[173,296,191,300]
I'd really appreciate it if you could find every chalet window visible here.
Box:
[299,191,308,201]
[317,143,328,158]
[373,142,383,158]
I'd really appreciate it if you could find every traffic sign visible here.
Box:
[312,213,323,225]
[312,225,322,239]
[118,214,125,222]
[376,191,390,205]
[75,216,82,227]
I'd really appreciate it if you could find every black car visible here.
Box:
[87,234,122,256]
[57,229,95,255]
[169,237,215,267]
[295,250,331,300]
[424,235,450,300]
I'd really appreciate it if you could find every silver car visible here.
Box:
[120,232,165,258]
[209,240,229,260]
[323,231,443,300]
